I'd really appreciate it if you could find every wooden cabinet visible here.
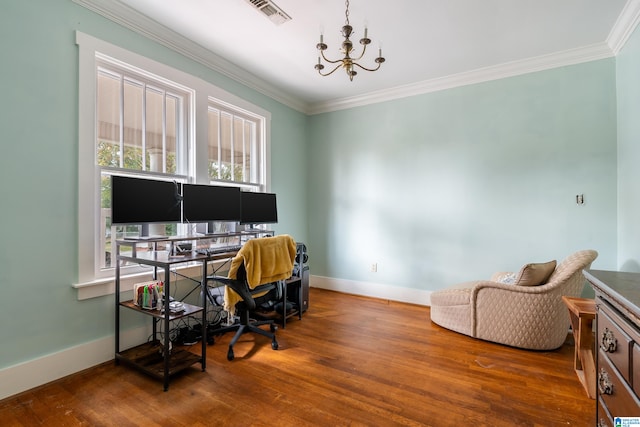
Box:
[584,270,640,426]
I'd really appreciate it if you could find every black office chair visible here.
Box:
[208,235,296,361]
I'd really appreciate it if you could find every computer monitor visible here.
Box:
[182,184,241,223]
[111,175,182,225]
[240,192,278,225]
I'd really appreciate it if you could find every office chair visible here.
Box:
[208,234,296,361]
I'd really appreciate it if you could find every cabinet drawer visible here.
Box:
[634,344,640,398]
[598,349,640,417]
[596,398,612,427]
[598,305,633,382]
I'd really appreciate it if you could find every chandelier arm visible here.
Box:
[351,61,382,73]
[317,63,343,77]
[352,44,368,61]
[320,50,345,64]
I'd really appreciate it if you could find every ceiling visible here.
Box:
[86,0,638,113]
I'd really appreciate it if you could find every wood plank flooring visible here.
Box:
[0,288,594,426]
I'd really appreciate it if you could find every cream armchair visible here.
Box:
[429,250,598,350]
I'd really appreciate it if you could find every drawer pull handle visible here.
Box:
[598,369,613,395]
[600,327,617,353]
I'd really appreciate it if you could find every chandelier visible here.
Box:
[314,0,385,81]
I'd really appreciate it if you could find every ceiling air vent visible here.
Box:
[245,0,291,25]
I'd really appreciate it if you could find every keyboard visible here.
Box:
[196,245,242,256]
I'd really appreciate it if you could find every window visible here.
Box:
[208,101,265,190]
[76,32,271,292]
[96,62,191,270]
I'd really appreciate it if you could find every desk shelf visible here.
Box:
[120,300,203,320]
[116,342,202,380]
[115,238,210,392]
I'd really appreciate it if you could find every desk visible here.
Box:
[562,296,596,399]
[115,245,208,391]
[114,230,272,390]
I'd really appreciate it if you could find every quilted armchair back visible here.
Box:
[473,249,598,350]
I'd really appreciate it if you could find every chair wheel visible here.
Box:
[270,323,277,333]
[227,347,234,361]
[271,339,279,350]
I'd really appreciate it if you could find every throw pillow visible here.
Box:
[496,272,517,284]
[513,260,557,286]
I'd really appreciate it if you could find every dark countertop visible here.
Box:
[584,269,640,325]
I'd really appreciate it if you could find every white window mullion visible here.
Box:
[241,118,247,182]
[118,74,125,168]
[141,82,147,171]
[217,110,222,179]
[250,122,258,187]
[230,114,235,181]
[181,95,189,177]
[162,90,167,173]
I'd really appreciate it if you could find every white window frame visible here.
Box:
[208,98,267,191]
[96,58,193,274]
[74,32,271,299]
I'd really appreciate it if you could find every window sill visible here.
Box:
[72,260,228,300]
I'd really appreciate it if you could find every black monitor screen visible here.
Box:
[240,192,278,225]
[182,184,241,222]
[111,175,182,225]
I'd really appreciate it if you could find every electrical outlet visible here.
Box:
[371,263,377,273]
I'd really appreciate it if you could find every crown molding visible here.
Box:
[310,0,640,114]
[72,0,310,114]
[73,0,639,116]
[308,42,615,115]
[607,0,640,54]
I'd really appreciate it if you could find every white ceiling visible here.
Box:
[88,0,638,113]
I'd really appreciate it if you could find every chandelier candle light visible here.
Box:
[315,0,385,81]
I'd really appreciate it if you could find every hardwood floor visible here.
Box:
[0,288,594,426]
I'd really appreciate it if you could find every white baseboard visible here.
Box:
[310,275,432,306]
[0,275,429,401]
[0,325,150,401]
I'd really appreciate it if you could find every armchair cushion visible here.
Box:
[513,260,556,286]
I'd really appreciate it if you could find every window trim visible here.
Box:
[207,97,267,188]
[74,31,271,299]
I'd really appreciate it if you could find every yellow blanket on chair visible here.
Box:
[224,234,296,313]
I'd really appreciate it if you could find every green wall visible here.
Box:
[307,60,618,290]
[617,24,640,272]
[0,0,627,381]
[0,0,306,370]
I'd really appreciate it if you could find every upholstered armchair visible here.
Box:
[429,250,598,350]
